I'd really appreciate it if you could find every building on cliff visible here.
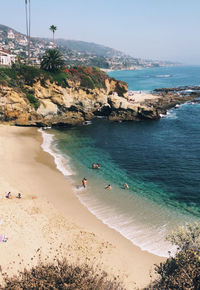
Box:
[0,49,16,66]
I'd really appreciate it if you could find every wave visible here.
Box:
[160,109,177,120]
[75,188,177,257]
[38,128,73,176]
[156,74,171,78]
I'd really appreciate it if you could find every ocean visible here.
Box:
[40,66,200,257]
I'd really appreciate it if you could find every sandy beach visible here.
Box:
[0,125,164,289]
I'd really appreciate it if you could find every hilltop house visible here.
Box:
[7,30,15,39]
[0,50,16,66]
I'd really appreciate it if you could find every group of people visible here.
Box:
[6,192,22,199]
[82,164,129,190]
[105,183,129,190]
[92,163,101,169]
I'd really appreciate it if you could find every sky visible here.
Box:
[1,0,200,64]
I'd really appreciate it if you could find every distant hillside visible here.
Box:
[0,24,177,69]
[55,39,123,58]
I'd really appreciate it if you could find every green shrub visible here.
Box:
[26,94,40,110]
[149,223,200,289]
[17,65,41,86]
[80,75,95,89]
[51,72,68,88]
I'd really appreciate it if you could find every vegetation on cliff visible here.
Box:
[0,62,108,90]
[149,223,200,289]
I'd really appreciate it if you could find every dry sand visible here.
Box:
[0,125,164,289]
[128,92,160,104]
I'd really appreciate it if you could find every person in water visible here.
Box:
[105,184,111,190]
[96,163,101,169]
[92,163,96,169]
[82,178,87,188]
[124,183,129,189]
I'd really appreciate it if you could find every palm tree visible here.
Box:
[25,0,31,63]
[49,25,57,48]
[40,49,64,72]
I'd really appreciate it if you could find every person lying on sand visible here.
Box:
[82,178,87,188]
[6,192,12,199]
[105,184,112,190]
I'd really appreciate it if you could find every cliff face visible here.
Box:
[0,74,160,126]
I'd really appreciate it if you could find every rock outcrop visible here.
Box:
[0,74,199,127]
[0,75,160,126]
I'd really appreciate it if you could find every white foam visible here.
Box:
[156,74,171,78]
[38,128,73,176]
[74,188,178,257]
[160,109,177,120]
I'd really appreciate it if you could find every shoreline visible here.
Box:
[0,125,164,289]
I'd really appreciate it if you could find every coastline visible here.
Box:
[0,125,164,289]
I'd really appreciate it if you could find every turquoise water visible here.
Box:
[108,65,200,91]
[41,66,200,256]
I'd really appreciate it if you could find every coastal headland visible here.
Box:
[0,125,164,289]
[0,65,199,127]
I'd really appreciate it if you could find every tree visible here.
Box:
[40,49,64,72]
[25,0,31,63]
[49,25,57,48]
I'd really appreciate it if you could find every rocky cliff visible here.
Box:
[0,66,161,126]
[0,65,198,126]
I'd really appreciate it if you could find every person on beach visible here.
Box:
[124,183,129,189]
[17,193,22,199]
[6,192,12,199]
[105,184,111,190]
[82,178,87,188]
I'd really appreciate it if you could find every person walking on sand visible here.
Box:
[82,178,87,188]
[105,184,111,190]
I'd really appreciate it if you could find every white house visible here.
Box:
[0,50,16,66]
[7,30,15,39]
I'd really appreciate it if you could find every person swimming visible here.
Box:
[96,163,101,169]
[124,183,129,189]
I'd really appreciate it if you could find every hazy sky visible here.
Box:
[1,0,200,64]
